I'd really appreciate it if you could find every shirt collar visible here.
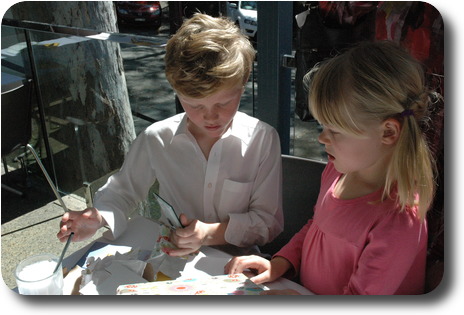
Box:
[168,113,190,145]
[230,112,255,146]
[173,113,188,137]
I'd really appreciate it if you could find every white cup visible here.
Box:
[15,253,64,295]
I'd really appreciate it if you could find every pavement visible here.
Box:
[1,4,326,291]
[1,187,106,290]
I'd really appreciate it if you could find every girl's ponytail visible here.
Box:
[387,92,437,219]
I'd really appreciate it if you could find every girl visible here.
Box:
[225,41,438,295]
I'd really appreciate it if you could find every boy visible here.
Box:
[57,13,283,256]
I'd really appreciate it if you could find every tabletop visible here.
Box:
[63,215,313,295]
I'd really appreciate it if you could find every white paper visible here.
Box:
[180,252,231,279]
[79,261,147,295]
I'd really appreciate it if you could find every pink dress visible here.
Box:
[275,162,428,295]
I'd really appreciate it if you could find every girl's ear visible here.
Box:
[381,118,401,145]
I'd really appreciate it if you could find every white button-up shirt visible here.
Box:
[94,112,283,251]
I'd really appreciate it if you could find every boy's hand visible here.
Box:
[167,214,206,256]
[168,214,228,257]
[57,208,105,242]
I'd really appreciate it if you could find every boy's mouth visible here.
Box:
[205,125,221,131]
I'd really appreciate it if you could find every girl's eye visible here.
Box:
[322,125,340,136]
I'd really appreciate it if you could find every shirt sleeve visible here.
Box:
[94,131,157,239]
[343,212,428,295]
[225,127,284,247]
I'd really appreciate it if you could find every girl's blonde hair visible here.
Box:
[165,13,255,98]
[305,40,438,220]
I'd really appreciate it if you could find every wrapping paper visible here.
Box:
[117,273,265,295]
[147,224,197,279]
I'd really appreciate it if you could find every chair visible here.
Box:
[1,78,33,195]
[1,77,71,210]
[260,154,327,255]
[83,169,119,208]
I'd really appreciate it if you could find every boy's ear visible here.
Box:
[381,118,401,145]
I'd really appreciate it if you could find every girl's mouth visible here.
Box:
[327,152,335,161]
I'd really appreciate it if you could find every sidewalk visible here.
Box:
[1,178,106,290]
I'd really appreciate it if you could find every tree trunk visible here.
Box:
[9,1,135,192]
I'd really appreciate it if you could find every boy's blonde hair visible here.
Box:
[305,40,438,220]
[165,13,255,98]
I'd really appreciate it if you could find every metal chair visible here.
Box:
[1,77,68,210]
[1,79,33,195]
[259,154,326,256]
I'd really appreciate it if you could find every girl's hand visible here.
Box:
[225,255,292,285]
[57,208,105,242]
[225,255,272,284]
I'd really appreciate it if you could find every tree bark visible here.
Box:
[9,1,135,192]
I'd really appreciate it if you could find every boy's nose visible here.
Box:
[204,108,219,120]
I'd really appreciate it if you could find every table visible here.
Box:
[63,215,314,295]
[1,71,25,92]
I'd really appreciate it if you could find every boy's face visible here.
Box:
[178,84,244,140]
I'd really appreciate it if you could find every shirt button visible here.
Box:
[207,183,212,189]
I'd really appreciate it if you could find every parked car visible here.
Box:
[226,1,257,40]
[115,1,162,28]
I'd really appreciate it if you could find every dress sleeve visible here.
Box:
[343,211,428,294]
[272,219,313,279]
[94,131,157,239]
[225,128,284,247]
[270,162,332,278]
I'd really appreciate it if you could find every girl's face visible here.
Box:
[178,84,244,140]
[318,122,391,176]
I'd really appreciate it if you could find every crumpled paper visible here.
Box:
[79,249,148,295]
[78,223,200,293]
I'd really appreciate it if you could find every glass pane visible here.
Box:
[2,6,326,200]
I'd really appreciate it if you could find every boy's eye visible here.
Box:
[217,103,230,108]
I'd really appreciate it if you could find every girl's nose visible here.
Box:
[318,128,330,145]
